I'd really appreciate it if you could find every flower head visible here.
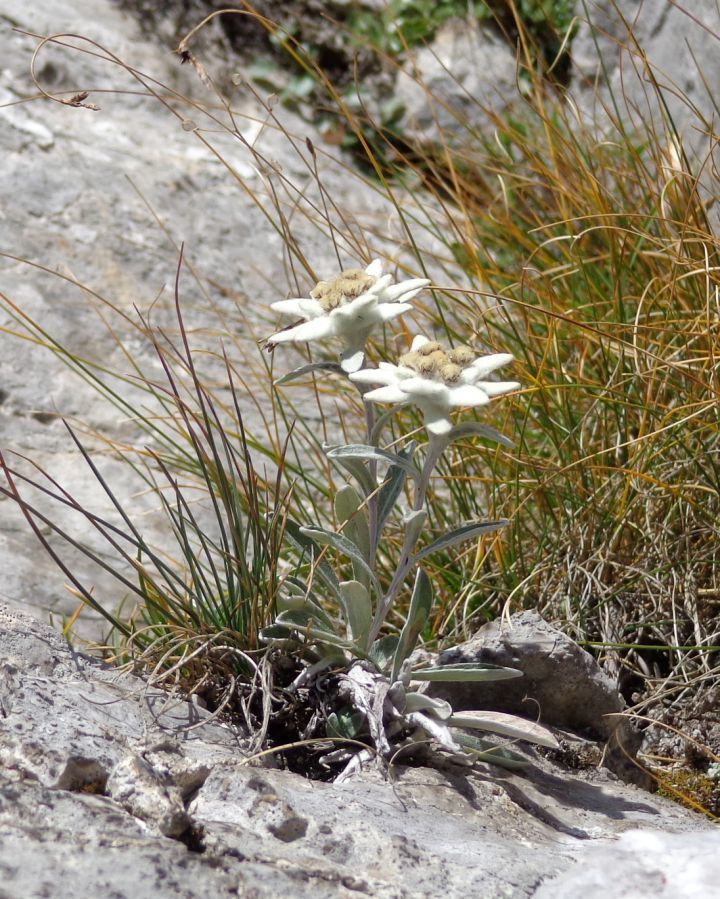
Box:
[267,260,430,372]
[350,335,520,435]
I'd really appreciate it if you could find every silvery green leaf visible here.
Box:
[339,579,372,647]
[378,440,417,529]
[334,484,371,564]
[326,444,420,480]
[447,422,515,448]
[449,711,560,749]
[391,567,432,682]
[275,361,344,385]
[291,654,344,689]
[283,578,310,598]
[454,732,529,770]
[414,519,508,561]
[370,406,403,444]
[368,635,399,673]
[406,711,462,753]
[403,692,453,719]
[284,518,340,597]
[277,594,310,613]
[409,662,523,682]
[258,623,297,644]
[326,708,365,740]
[301,526,381,596]
[323,443,376,497]
[274,610,353,650]
[403,509,427,552]
[276,592,336,631]
[283,576,322,607]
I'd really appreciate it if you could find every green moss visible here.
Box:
[656,767,720,820]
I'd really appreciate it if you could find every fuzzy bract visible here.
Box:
[267,260,429,372]
[350,335,520,435]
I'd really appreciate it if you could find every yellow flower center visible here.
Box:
[400,342,476,385]
[311,268,377,312]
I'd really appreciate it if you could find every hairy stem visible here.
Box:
[366,434,447,647]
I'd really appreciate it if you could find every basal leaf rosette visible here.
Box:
[350,336,520,435]
[267,260,429,372]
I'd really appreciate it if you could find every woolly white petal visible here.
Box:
[380,278,431,302]
[480,380,521,398]
[364,259,383,279]
[447,384,490,407]
[371,274,394,294]
[390,284,430,305]
[377,302,413,322]
[271,298,323,317]
[268,317,336,344]
[349,367,399,386]
[364,384,410,404]
[402,377,449,400]
[425,413,453,435]
[462,353,515,382]
[330,292,378,321]
[411,335,430,352]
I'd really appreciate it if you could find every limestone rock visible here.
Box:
[395,18,517,140]
[0,602,716,899]
[431,610,625,740]
[534,828,720,899]
[571,0,720,148]
[106,753,193,837]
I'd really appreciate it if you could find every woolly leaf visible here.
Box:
[454,732,530,770]
[403,509,427,553]
[450,711,560,749]
[410,662,523,682]
[301,525,380,596]
[391,567,432,682]
[447,422,514,448]
[339,579,372,647]
[368,635,399,673]
[414,519,508,561]
[323,443,376,497]
[404,692,453,719]
[326,444,420,479]
[275,361,344,385]
[377,440,417,529]
[327,708,365,740]
[284,518,340,597]
[334,484,371,564]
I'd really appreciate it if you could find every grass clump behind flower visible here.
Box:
[372,21,720,711]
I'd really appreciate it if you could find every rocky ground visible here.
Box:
[1,601,718,899]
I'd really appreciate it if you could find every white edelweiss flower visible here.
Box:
[267,259,430,372]
[349,335,520,436]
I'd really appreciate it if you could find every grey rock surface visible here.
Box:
[428,610,648,786]
[431,610,625,740]
[571,0,720,146]
[394,17,517,139]
[0,601,716,899]
[534,828,720,899]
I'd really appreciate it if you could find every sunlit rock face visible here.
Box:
[1,602,716,899]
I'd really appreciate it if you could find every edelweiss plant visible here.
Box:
[266,261,557,779]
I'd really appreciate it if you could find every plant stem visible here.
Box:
[366,433,447,647]
[365,398,379,570]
